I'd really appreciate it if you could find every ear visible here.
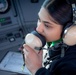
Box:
[63,25,76,46]
[63,0,76,46]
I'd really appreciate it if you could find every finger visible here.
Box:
[23,44,35,53]
[38,51,43,60]
[23,48,29,55]
[38,50,43,56]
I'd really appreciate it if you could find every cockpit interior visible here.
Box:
[0,0,44,75]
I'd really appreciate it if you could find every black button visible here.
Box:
[15,33,21,38]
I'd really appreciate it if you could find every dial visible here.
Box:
[0,0,10,13]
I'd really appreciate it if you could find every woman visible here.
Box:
[23,0,76,75]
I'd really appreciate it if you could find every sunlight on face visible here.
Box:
[36,7,62,42]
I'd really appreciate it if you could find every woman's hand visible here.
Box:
[23,44,43,75]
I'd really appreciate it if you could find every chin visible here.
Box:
[45,38,52,42]
[46,40,51,42]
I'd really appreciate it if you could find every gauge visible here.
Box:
[0,0,10,14]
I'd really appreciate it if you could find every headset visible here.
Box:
[63,0,76,46]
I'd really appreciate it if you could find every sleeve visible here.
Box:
[54,59,76,75]
[58,62,76,75]
[35,59,76,75]
[35,67,51,75]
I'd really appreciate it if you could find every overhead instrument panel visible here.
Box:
[0,0,44,51]
[0,0,24,51]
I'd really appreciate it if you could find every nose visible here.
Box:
[36,21,44,34]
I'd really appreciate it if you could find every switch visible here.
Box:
[9,37,15,42]
[14,33,21,38]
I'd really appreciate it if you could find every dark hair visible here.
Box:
[42,0,73,28]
